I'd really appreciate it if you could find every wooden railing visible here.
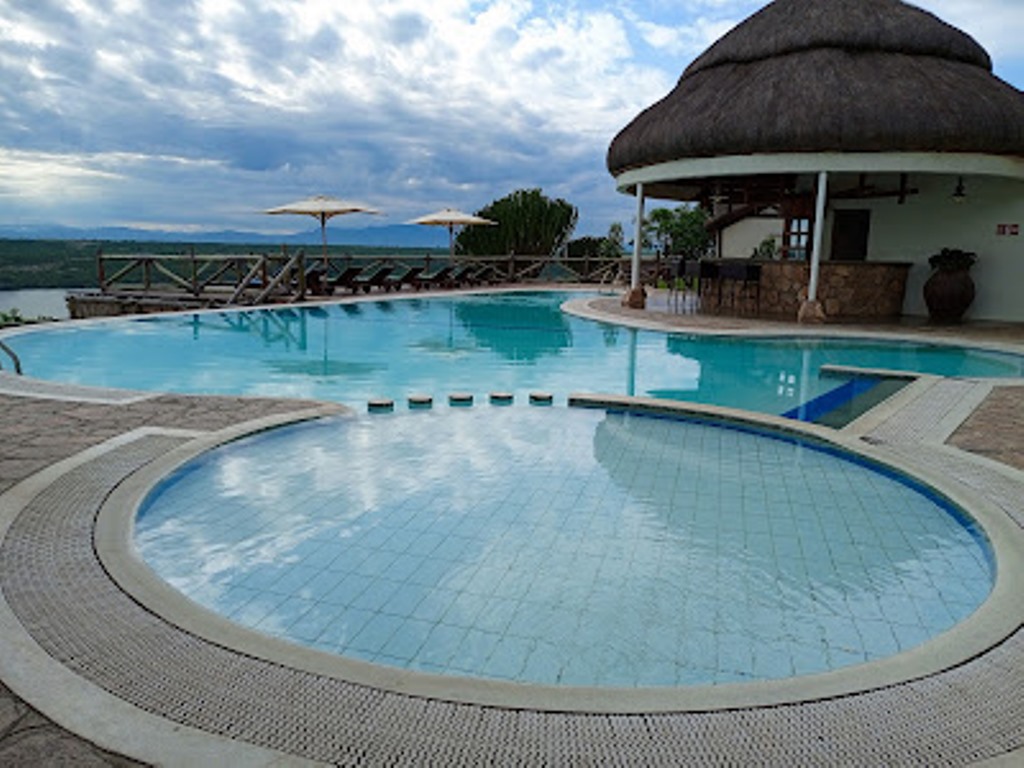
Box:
[95,248,313,305]
[86,247,671,314]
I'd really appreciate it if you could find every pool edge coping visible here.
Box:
[91,395,1024,716]
[562,295,1024,357]
[0,414,342,768]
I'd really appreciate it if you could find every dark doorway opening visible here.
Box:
[831,210,871,261]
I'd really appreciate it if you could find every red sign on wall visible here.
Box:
[996,224,1020,236]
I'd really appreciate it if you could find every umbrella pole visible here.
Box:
[448,224,455,261]
[320,213,329,271]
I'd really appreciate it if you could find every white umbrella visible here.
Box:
[266,195,381,267]
[409,207,497,259]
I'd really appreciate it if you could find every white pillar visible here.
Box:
[631,182,645,290]
[627,327,638,396]
[808,171,828,302]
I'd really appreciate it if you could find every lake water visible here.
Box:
[0,289,75,319]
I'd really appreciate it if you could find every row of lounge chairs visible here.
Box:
[315,264,498,295]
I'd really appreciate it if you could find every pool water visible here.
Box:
[136,406,994,688]
[7,291,1023,418]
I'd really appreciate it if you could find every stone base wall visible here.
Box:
[702,260,911,321]
[67,293,213,319]
[821,262,911,320]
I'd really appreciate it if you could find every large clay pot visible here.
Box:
[923,268,975,323]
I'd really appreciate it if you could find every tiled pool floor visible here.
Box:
[136,407,992,689]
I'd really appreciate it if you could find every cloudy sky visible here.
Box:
[1,0,1022,240]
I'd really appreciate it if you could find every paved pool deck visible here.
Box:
[0,294,1022,766]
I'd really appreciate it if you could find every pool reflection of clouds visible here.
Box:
[10,291,1024,413]
[136,406,992,686]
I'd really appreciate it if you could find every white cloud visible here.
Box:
[0,149,121,199]
[0,0,1019,239]
[912,0,1024,79]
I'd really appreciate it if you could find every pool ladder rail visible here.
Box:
[0,340,22,375]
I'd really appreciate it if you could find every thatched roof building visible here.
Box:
[608,0,1024,200]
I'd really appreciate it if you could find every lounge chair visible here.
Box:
[382,266,424,292]
[446,264,477,288]
[351,266,393,293]
[330,266,364,292]
[466,265,497,286]
[412,265,456,291]
[304,265,332,296]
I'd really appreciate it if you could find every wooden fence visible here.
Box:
[69,247,671,318]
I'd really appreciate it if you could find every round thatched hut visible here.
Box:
[608,0,1024,322]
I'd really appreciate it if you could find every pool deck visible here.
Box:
[0,292,1022,766]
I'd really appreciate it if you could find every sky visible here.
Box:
[1,0,1022,240]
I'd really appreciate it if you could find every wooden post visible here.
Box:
[96,247,106,293]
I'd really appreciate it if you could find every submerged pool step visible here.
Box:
[369,391,557,411]
[783,376,909,426]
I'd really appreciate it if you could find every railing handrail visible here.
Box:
[88,250,665,310]
[0,339,23,375]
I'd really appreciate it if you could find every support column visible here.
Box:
[799,171,828,323]
[623,182,646,309]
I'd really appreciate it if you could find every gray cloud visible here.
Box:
[0,0,1019,239]
[387,12,431,46]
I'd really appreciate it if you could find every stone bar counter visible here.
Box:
[696,259,912,321]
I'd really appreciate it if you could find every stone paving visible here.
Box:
[0,682,142,767]
[949,385,1024,471]
[0,392,329,497]
[0,302,1022,765]
[0,390,332,767]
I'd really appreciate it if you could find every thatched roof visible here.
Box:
[607,0,1024,176]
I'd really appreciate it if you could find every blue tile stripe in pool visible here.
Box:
[781,376,879,422]
[135,406,994,688]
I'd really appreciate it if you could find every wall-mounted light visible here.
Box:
[952,176,967,203]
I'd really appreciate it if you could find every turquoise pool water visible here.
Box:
[6,291,1023,417]
[136,407,994,687]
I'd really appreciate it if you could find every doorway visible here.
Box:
[831,210,871,261]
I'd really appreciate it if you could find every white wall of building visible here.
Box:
[714,170,1023,321]
[719,217,781,259]
[855,173,1024,322]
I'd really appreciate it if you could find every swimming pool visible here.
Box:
[6,290,1023,418]
[135,405,994,689]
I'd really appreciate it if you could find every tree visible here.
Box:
[566,236,605,259]
[646,208,677,254]
[599,222,625,260]
[455,188,578,256]
[645,205,712,260]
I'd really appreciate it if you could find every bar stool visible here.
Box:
[718,262,761,314]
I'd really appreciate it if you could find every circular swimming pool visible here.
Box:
[135,405,994,690]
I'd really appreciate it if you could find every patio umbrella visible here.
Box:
[266,195,381,268]
[409,207,497,259]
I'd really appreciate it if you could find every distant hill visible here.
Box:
[0,223,449,249]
